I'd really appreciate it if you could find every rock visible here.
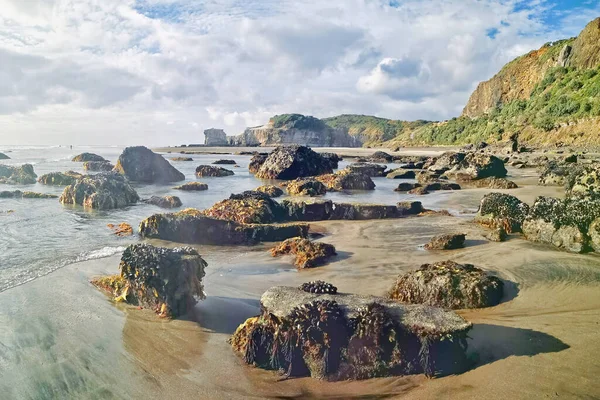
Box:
[59,172,140,210]
[173,182,208,191]
[231,286,472,380]
[255,185,284,198]
[424,234,466,250]
[475,193,530,233]
[281,200,403,221]
[395,182,420,192]
[83,161,114,172]
[459,177,518,189]
[566,164,600,200]
[255,145,333,180]
[114,146,185,183]
[72,153,106,162]
[416,171,444,184]
[143,195,182,209]
[107,223,133,236]
[139,208,309,245]
[408,187,429,195]
[446,153,507,180]
[0,164,37,184]
[484,227,507,242]
[286,179,327,196]
[213,159,237,165]
[316,170,375,191]
[299,281,338,294]
[397,201,424,215]
[588,218,600,252]
[0,190,58,199]
[320,152,341,169]
[0,152,10,160]
[386,169,416,179]
[195,165,234,177]
[388,260,504,309]
[248,154,268,174]
[366,151,393,163]
[563,154,578,163]
[170,157,193,161]
[37,171,82,186]
[423,182,461,191]
[91,244,206,318]
[427,152,466,173]
[270,237,337,268]
[346,162,386,177]
[204,128,228,146]
[203,191,283,224]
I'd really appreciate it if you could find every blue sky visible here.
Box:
[0,0,598,145]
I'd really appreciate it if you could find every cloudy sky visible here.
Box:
[0,0,598,145]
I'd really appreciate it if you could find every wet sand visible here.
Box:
[2,166,600,399]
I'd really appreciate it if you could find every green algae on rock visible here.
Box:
[203,191,283,224]
[59,172,139,210]
[0,164,37,185]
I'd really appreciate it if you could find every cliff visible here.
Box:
[204,128,228,146]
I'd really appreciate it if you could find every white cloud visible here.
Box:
[0,0,595,145]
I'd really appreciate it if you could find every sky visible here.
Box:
[0,0,598,146]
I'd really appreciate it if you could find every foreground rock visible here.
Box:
[91,244,206,318]
[0,164,37,184]
[424,234,466,250]
[285,179,327,196]
[475,193,530,233]
[83,161,114,172]
[255,146,333,180]
[37,171,82,186]
[195,165,234,177]
[0,190,57,199]
[388,261,504,309]
[255,185,284,198]
[139,208,308,245]
[316,170,375,191]
[114,146,185,183]
[346,162,386,177]
[173,182,208,191]
[203,191,283,224]
[72,153,106,162]
[271,238,336,268]
[59,173,140,210]
[142,195,182,209]
[231,286,472,379]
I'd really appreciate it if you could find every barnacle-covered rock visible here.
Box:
[475,192,530,233]
[37,171,82,186]
[255,145,333,180]
[142,195,182,209]
[203,191,283,224]
[83,161,114,172]
[248,154,267,174]
[345,162,386,177]
[230,286,472,380]
[281,200,403,221]
[484,227,507,242]
[316,170,375,191]
[114,146,185,183]
[271,237,337,268]
[255,185,284,198]
[173,182,208,191]
[0,164,37,184]
[299,281,338,294]
[59,172,139,210]
[195,165,234,177]
[424,233,466,250]
[72,153,106,162]
[91,243,206,318]
[285,179,327,196]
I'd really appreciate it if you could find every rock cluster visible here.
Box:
[270,237,337,268]
[59,172,140,210]
[0,164,37,184]
[195,165,234,177]
[114,146,185,183]
[255,145,333,180]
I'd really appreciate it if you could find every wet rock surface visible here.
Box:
[395,182,420,192]
[424,233,466,250]
[285,179,327,196]
[320,152,341,169]
[203,191,283,224]
[316,170,375,191]
[255,185,284,198]
[386,169,416,179]
[0,190,58,199]
[142,195,182,209]
[346,162,387,177]
[195,165,234,177]
[114,146,185,183]
[475,193,530,233]
[388,260,504,309]
[255,145,333,180]
[0,164,37,184]
[37,171,82,186]
[59,172,140,210]
[91,243,206,318]
[213,159,237,165]
[173,182,208,191]
[281,200,404,221]
[83,161,114,172]
[270,237,337,268]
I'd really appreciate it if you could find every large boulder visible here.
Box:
[388,261,504,309]
[37,171,82,186]
[270,237,337,268]
[230,286,472,379]
[114,146,185,183]
[203,191,283,224]
[195,165,234,177]
[475,193,530,233]
[139,208,308,245]
[320,152,341,169]
[446,153,507,180]
[248,154,267,174]
[255,145,333,180]
[59,172,139,210]
[566,164,600,200]
[83,161,114,172]
[386,169,416,179]
[0,164,37,184]
[316,170,375,191]
[285,179,327,196]
[345,162,386,177]
[91,244,206,318]
[72,153,106,162]
[142,195,182,209]
[427,152,466,173]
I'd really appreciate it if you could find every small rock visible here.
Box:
[195,165,234,177]
[173,182,208,191]
[424,233,466,250]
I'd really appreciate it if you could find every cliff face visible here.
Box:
[204,129,228,146]
[463,18,600,118]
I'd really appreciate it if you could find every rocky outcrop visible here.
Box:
[72,153,106,162]
[270,238,337,268]
[248,154,267,174]
[316,170,375,191]
[83,161,114,172]
[142,195,182,209]
[320,152,341,169]
[424,234,466,250]
[346,163,386,177]
[475,193,530,233]
[139,208,309,245]
[427,152,466,173]
[285,179,327,196]
[203,191,283,224]
[114,146,185,184]
[281,200,407,221]
[59,172,139,210]
[255,185,284,198]
[37,171,82,186]
[388,261,504,309]
[255,146,333,180]
[92,244,206,318]
[446,153,507,180]
[0,164,37,184]
[195,165,234,177]
[0,190,57,199]
[204,128,228,146]
[173,182,208,191]
[230,286,471,379]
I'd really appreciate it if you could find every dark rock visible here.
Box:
[386,169,416,179]
[316,170,375,191]
[475,193,530,233]
[143,195,182,209]
[446,153,507,180]
[84,161,115,172]
[281,200,403,221]
[0,152,10,160]
[248,154,268,174]
[424,234,466,250]
[563,154,578,163]
[114,146,185,183]
[485,227,507,242]
[0,164,37,184]
[92,244,206,318]
[423,182,461,191]
[427,152,466,173]
[59,172,139,210]
[366,151,393,163]
[270,237,337,268]
[170,157,194,161]
[320,152,341,169]
[255,185,284,198]
[173,182,208,191]
[395,182,421,192]
[0,190,57,199]
[255,145,333,180]
[346,163,386,177]
[388,260,504,309]
[195,165,234,177]
[566,164,600,200]
[286,179,327,196]
[72,153,106,162]
[213,159,237,165]
[203,191,283,224]
[299,281,338,294]
[37,171,82,186]
[409,186,429,195]
[397,201,424,215]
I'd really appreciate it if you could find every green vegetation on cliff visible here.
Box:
[323,115,429,145]
[271,114,327,131]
